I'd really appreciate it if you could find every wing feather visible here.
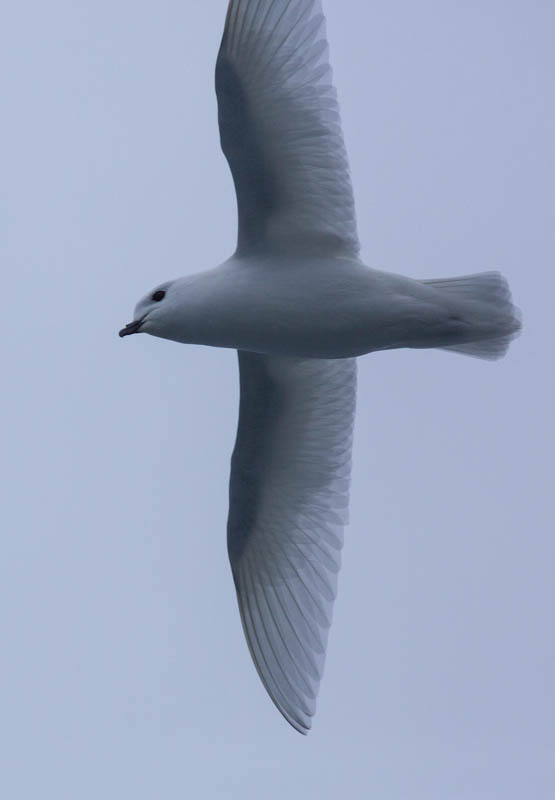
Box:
[227,352,357,732]
[216,0,359,256]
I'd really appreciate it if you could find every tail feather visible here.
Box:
[422,271,522,360]
[441,334,517,361]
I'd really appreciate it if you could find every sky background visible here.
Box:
[2,1,554,797]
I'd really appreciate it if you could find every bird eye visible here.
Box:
[152,290,166,302]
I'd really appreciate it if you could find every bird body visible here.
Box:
[139,256,517,360]
[120,0,520,733]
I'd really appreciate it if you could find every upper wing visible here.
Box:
[216,0,359,257]
[227,352,357,733]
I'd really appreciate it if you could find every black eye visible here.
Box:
[152,290,166,302]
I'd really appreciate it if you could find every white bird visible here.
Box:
[120,0,520,734]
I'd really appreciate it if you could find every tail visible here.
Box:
[422,271,522,360]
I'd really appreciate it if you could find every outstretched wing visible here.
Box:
[216,0,359,257]
[227,353,357,733]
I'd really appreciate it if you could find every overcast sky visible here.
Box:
[2,1,554,798]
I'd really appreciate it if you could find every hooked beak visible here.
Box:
[119,316,146,338]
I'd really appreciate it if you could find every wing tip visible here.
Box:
[273,697,314,736]
[234,573,318,735]
[286,718,311,736]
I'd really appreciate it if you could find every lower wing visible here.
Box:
[227,352,357,732]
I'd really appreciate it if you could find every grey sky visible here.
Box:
[2,1,554,797]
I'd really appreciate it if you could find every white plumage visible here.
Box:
[120,0,520,734]
[228,353,356,732]
[217,0,359,256]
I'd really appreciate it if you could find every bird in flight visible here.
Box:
[120,0,520,734]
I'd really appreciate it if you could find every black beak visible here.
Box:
[119,318,145,338]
